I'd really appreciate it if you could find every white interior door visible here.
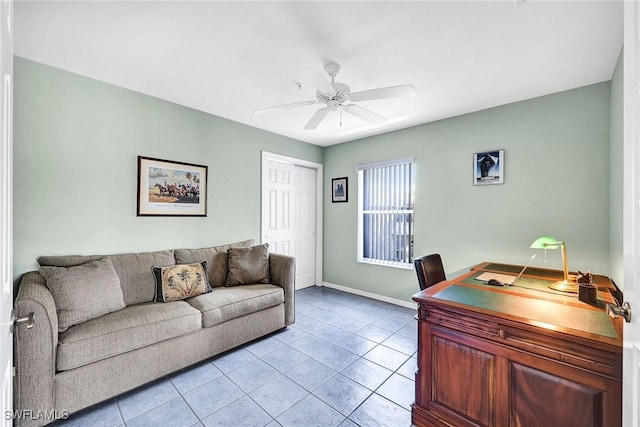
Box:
[623,2,640,425]
[261,152,321,290]
[292,165,316,288]
[263,157,295,256]
[0,0,12,425]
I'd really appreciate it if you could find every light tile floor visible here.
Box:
[52,286,418,427]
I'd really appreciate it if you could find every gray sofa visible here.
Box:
[13,239,295,427]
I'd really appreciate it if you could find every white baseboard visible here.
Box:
[320,281,416,310]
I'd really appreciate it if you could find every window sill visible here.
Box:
[357,258,414,271]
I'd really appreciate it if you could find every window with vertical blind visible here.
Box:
[357,157,415,268]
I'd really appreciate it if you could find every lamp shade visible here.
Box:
[529,235,575,293]
[530,235,560,249]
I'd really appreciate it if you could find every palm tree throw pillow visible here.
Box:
[152,261,211,302]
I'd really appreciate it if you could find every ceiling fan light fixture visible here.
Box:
[256,62,415,130]
[324,62,341,78]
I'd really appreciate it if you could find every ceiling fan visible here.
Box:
[254,63,417,130]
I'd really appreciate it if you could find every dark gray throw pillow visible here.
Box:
[174,239,255,287]
[226,244,270,286]
[39,258,126,332]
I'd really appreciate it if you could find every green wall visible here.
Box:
[323,82,612,302]
[609,48,624,288]
[14,57,619,304]
[13,57,323,279]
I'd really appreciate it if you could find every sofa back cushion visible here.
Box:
[174,239,254,287]
[39,258,126,332]
[38,250,175,305]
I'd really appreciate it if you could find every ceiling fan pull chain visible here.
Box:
[340,105,343,126]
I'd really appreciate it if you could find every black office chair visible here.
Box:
[414,254,446,291]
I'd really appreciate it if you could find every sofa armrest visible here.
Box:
[14,272,58,427]
[269,253,295,326]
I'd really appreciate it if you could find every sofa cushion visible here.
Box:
[39,250,176,305]
[186,284,283,327]
[153,261,211,302]
[226,244,270,286]
[56,301,202,371]
[39,258,126,332]
[174,239,254,287]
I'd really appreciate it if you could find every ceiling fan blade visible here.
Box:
[350,84,417,102]
[304,107,330,130]
[254,100,318,115]
[343,104,386,125]
[303,68,335,95]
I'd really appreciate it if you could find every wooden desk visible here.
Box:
[412,262,623,427]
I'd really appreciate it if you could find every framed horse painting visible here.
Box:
[137,156,208,216]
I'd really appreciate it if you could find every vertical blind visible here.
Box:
[357,157,414,267]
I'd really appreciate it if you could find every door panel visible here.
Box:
[263,159,294,256]
[262,154,317,289]
[293,166,315,289]
[511,363,603,427]
[623,2,640,426]
[431,336,495,426]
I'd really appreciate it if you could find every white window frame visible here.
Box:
[357,157,415,270]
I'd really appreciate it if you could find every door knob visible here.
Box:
[10,311,34,333]
[606,302,631,323]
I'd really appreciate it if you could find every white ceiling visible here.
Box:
[15,1,623,147]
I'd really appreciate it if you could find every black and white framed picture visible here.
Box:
[473,150,504,186]
[332,177,348,203]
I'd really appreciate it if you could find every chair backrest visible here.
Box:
[414,254,446,291]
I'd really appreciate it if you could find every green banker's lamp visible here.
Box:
[530,235,577,293]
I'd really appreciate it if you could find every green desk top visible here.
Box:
[482,263,565,280]
[432,281,618,339]
[461,271,560,294]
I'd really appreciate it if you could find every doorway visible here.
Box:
[261,152,323,289]
[0,0,12,424]
[622,1,640,424]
